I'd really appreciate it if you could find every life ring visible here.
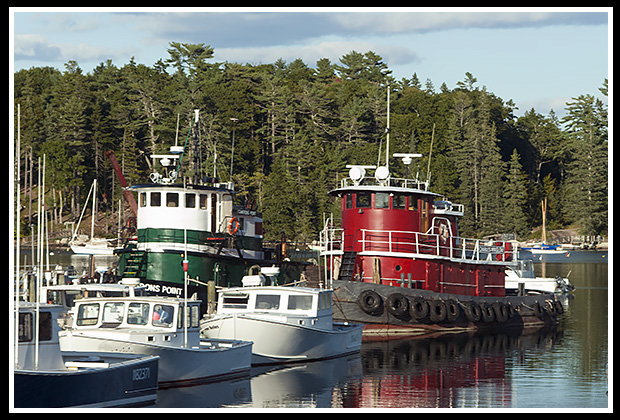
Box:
[445,299,460,322]
[228,217,240,235]
[464,301,482,322]
[492,302,509,323]
[357,290,383,316]
[409,296,429,320]
[387,293,409,319]
[429,300,447,323]
[481,303,496,323]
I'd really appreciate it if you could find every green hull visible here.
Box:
[116,247,305,312]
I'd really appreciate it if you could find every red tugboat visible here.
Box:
[320,155,563,339]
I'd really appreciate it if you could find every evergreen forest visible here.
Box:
[13,42,609,244]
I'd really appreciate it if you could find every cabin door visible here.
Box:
[420,199,430,233]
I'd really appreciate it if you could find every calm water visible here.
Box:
[32,251,610,410]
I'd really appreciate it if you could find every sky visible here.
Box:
[10,7,611,118]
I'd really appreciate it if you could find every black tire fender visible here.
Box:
[463,301,482,322]
[492,302,509,323]
[357,290,383,315]
[409,296,430,320]
[387,293,410,319]
[482,303,496,323]
[429,299,447,323]
[445,299,460,322]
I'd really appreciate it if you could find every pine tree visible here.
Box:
[561,92,608,236]
[502,149,529,238]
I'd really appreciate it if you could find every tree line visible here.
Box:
[13,42,608,243]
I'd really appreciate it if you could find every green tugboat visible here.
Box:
[110,110,304,313]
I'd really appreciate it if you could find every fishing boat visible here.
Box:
[319,156,565,339]
[58,279,252,388]
[505,259,575,295]
[201,272,363,365]
[108,110,304,313]
[13,302,160,408]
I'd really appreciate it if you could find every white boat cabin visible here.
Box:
[216,286,334,330]
[71,295,202,347]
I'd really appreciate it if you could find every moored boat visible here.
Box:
[108,109,305,313]
[320,156,565,339]
[13,303,159,408]
[58,282,252,388]
[505,258,575,295]
[201,272,363,365]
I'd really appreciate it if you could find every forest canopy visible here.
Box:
[13,42,608,242]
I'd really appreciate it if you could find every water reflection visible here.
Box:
[349,328,564,408]
[154,328,565,409]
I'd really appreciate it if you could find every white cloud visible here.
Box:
[214,39,420,69]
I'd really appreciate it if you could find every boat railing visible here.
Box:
[319,226,517,264]
[339,176,429,191]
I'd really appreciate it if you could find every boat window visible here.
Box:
[374,193,390,209]
[140,192,147,207]
[151,192,161,207]
[179,305,201,329]
[185,193,196,208]
[46,290,64,306]
[18,312,33,342]
[319,293,332,310]
[166,192,179,207]
[222,295,249,309]
[287,295,313,311]
[127,302,150,325]
[408,196,418,211]
[18,311,53,342]
[255,294,280,310]
[102,302,125,325]
[199,194,208,210]
[77,303,101,326]
[394,194,406,209]
[356,192,371,208]
[153,304,174,327]
[345,193,353,209]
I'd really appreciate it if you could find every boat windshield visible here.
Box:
[287,295,313,311]
[255,295,280,310]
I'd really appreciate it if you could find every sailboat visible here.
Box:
[69,178,115,255]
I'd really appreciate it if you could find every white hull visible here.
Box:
[70,242,115,255]
[59,331,252,386]
[202,315,363,365]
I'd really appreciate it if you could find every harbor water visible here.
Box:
[25,250,609,410]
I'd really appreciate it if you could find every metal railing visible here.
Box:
[320,226,517,264]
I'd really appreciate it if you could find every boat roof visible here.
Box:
[220,286,331,296]
[127,183,232,193]
[74,295,202,306]
[329,184,440,197]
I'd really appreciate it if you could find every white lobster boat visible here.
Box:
[201,274,363,366]
[58,281,252,388]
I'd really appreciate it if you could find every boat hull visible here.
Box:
[331,280,562,340]
[201,315,363,365]
[59,332,252,388]
[13,352,159,408]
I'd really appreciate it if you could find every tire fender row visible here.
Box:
[357,289,562,324]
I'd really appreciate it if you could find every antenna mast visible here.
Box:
[385,84,390,171]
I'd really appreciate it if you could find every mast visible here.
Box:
[385,84,390,171]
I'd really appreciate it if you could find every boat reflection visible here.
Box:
[155,327,565,408]
[347,327,564,408]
